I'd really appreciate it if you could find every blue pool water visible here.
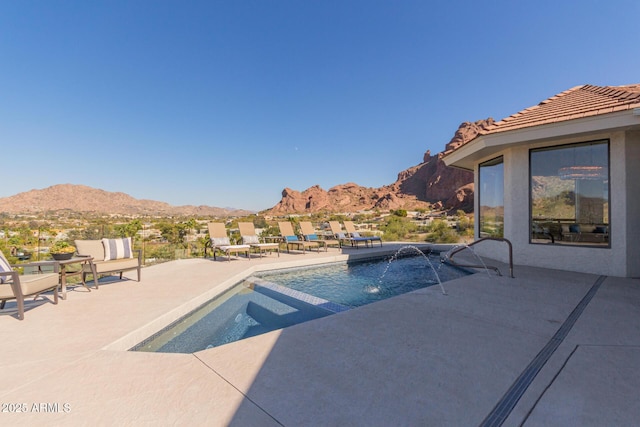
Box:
[256,254,468,308]
[132,254,469,353]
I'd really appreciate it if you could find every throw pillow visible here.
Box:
[242,235,259,244]
[305,234,318,241]
[0,252,12,283]
[212,237,230,246]
[102,237,134,261]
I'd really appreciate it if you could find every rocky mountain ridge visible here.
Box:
[267,118,494,214]
[0,184,253,217]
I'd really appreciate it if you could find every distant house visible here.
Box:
[443,84,640,277]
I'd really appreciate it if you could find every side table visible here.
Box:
[56,256,99,300]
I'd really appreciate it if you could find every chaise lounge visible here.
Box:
[277,222,320,254]
[328,221,356,248]
[238,222,280,257]
[344,220,382,248]
[207,222,251,261]
[299,221,340,250]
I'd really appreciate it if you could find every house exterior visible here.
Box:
[443,84,640,278]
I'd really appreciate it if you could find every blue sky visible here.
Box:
[1,1,638,211]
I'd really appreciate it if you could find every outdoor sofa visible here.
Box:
[75,238,142,282]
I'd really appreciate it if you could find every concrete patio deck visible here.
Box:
[1,244,638,426]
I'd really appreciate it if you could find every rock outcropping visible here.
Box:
[268,118,494,214]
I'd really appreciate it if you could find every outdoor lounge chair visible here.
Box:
[328,221,355,248]
[0,249,60,320]
[344,221,383,248]
[277,222,320,254]
[207,222,251,261]
[299,221,340,250]
[238,222,280,257]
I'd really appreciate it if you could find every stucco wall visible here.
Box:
[625,130,640,277]
[473,132,632,277]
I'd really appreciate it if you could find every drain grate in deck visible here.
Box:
[480,275,607,427]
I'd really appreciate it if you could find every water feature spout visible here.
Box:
[442,244,494,278]
[378,245,447,295]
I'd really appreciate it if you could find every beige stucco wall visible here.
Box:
[473,131,634,277]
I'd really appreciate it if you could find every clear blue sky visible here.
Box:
[1,1,638,211]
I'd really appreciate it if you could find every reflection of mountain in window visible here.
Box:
[479,157,504,238]
[530,140,609,246]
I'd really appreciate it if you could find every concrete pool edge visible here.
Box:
[102,245,434,352]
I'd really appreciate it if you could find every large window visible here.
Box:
[479,156,504,238]
[530,140,609,246]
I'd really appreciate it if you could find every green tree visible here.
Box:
[379,216,417,241]
[156,221,190,246]
[114,219,143,238]
[426,220,459,243]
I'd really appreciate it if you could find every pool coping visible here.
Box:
[103,245,433,351]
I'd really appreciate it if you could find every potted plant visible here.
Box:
[49,241,76,261]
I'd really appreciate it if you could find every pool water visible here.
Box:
[132,282,340,353]
[256,254,468,307]
[132,254,469,353]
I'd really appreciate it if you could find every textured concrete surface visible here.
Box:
[0,244,638,426]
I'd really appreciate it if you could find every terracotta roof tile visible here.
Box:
[478,83,640,136]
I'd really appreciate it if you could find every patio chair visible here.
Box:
[328,221,355,248]
[207,223,251,261]
[0,249,60,320]
[237,222,280,257]
[299,221,340,250]
[277,222,320,254]
[344,221,382,248]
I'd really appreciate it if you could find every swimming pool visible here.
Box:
[255,254,468,307]
[132,253,469,353]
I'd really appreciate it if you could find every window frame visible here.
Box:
[529,139,611,248]
[478,156,504,239]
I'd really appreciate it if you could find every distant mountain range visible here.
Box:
[0,184,253,217]
[1,119,491,217]
[266,119,494,214]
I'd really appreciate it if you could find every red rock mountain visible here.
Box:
[0,184,252,217]
[267,118,494,214]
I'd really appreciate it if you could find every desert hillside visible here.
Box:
[0,184,253,217]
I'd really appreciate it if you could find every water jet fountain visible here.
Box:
[374,245,447,295]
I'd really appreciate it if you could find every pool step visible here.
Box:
[246,300,330,330]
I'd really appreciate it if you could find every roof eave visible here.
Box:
[443,109,640,170]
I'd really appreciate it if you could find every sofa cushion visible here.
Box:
[75,240,107,261]
[91,257,139,274]
[102,238,134,261]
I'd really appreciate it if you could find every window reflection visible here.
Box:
[530,141,609,246]
[479,157,504,238]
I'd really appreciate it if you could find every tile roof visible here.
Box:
[480,83,640,135]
